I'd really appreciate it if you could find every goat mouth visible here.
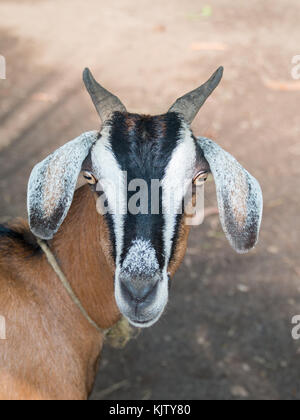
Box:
[127,311,162,328]
[132,318,153,325]
[129,319,156,328]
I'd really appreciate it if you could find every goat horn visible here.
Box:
[168,66,224,124]
[83,68,127,122]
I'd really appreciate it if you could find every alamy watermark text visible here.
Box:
[0,55,6,80]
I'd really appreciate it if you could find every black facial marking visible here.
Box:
[105,111,183,267]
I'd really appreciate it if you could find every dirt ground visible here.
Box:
[0,0,300,400]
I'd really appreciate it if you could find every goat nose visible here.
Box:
[120,276,158,304]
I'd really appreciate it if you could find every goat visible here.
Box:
[0,67,263,400]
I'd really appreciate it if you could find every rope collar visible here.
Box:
[37,238,107,335]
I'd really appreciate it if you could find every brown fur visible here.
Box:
[0,185,190,400]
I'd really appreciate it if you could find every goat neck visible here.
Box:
[50,184,120,330]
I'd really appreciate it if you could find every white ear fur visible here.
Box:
[197,137,263,253]
[27,131,98,240]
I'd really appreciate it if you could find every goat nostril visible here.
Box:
[120,281,135,302]
[120,278,158,304]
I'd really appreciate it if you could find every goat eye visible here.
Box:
[83,171,97,185]
[193,171,208,185]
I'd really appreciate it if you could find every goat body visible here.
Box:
[0,186,121,400]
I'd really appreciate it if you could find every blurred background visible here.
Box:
[0,0,299,400]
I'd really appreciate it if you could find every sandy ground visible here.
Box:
[0,0,300,400]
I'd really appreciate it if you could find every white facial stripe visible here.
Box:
[162,124,196,270]
[91,125,127,265]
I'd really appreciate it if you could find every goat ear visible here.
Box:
[197,137,263,253]
[27,131,98,240]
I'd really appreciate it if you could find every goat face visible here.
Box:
[28,68,263,328]
[85,112,209,327]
